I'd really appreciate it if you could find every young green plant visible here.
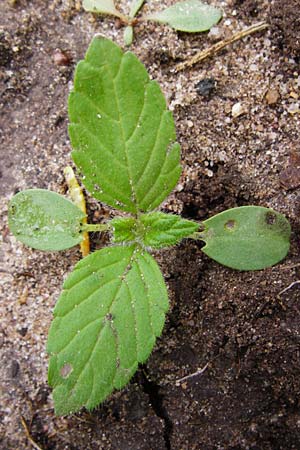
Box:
[83,0,223,45]
[8,37,291,415]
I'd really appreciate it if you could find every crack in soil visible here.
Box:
[140,366,173,450]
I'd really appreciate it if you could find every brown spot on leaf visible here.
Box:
[60,363,72,378]
[265,211,276,225]
[224,219,236,230]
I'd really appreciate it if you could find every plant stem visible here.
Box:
[81,223,111,233]
[64,166,90,257]
[115,11,130,23]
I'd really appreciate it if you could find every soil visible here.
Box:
[1,0,300,449]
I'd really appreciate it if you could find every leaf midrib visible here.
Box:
[64,247,137,400]
[103,46,138,213]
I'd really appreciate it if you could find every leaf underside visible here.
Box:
[47,245,168,415]
[201,206,291,270]
[145,0,222,32]
[68,37,181,214]
[8,189,85,251]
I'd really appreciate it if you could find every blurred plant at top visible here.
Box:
[83,0,222,45]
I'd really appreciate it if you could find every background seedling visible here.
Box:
[83,0,223,45]
[8,37,291,415]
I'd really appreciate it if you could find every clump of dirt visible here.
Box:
[233,0,263,19]
[270,0,300,57]
[234,0,300,58]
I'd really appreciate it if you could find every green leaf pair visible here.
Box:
[8,37,291,415]
[83,0,223,45]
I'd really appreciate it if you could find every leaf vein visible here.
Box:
[73,86,118,122]
[135,258,154,336]
[67,248,136,402]
[143,161,180,209]
[57,277,118,319]
[74,124,128,170]
[135,111,166,190]
[63,258,125,291]
[124,280,139,360]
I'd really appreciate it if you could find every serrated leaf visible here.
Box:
[82,0,119,16]
[111,217,136,243]
[8,189,85,251]
[141,212,199,247]
[68,37,181,214]
[112,212,199,248]
[201,206,291,270]
[47,245,168,415]
[129,0,145,18]
[145,0,222,32]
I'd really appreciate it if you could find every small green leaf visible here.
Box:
[129,0,145,18]
[201,206,291,270]
[124,25,134,46]
[141,212,199,248]
[8,189,85,251]
[82,0,119,16]
[111,217,136,243]
[68,37,181,214]
[112,213,198,247]
[47,245,168,415]
[145,0,222,32]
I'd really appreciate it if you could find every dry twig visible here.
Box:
[175,21,269,72]
[21,416,43,450]
[278,280,300,296]
[176,362,209,385]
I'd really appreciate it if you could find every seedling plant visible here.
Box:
[8,37,291,415]
[83,0,223,45]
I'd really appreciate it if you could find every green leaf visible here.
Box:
[68,37,181,214]
[129,0,145,18]
[82,0,119,16]
[112,212,199,248]
[47,245,168,415]
[111,217,136,243]
[8,189,85,251]
[141,212,199,247]
[201,206,291,270]
[124,25,134,46]
[145,0,222,32]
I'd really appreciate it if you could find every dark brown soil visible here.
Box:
[1,1,300,449]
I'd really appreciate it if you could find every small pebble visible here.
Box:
[266,88,280,105]
[231,102,245,118]
[53,49,71,66]
[288,103,300,114]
